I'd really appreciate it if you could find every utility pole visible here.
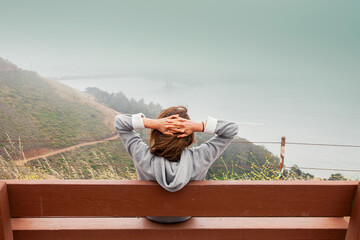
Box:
[279,136,286,171]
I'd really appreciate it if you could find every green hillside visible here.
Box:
[0,58,313,181]
[0,58,118,157]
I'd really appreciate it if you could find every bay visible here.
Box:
[59,76,360,179]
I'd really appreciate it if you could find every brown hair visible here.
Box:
[150,106,195,162]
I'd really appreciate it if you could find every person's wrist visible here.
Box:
[151,119,159,130]
[200,121,206,132]
[143,118,157,129]
[191,121,203,132]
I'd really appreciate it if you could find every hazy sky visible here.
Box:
[0,0,359,80]
[1,0,360,177]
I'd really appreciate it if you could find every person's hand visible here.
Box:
[154,114,186,136]
[163,116,203,138]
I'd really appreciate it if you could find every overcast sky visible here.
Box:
[1,1,360,178]
[0,0,359,81]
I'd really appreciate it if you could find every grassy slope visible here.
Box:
[0,58,119,155]
[26,140,136,179]
[0,57,283,180]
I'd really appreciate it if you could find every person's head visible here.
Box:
[150,106,195,162]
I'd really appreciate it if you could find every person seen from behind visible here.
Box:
[114,106,239,223]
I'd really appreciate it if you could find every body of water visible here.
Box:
[60,76,360,179]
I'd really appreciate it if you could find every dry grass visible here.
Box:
[0,137,136,180]
[1,135,338,181]
[209,153,315,181]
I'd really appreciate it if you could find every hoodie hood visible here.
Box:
[152,150,193,192]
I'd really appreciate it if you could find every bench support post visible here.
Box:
[346,182,360,240]
[0,181,13,240]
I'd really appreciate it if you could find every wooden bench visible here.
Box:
[1,180,359,240]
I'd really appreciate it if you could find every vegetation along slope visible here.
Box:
[1,58,317,180]
[0,57,119,159]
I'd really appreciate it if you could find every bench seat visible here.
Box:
[12,217,349,240]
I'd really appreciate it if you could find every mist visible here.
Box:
[1,0,359,178]
[1,1,358,77]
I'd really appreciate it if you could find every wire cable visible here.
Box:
[1,138,360,147]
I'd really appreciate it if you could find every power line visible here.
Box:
[1,138,359,148]
[287,166,360,173]
[286,142,360,148]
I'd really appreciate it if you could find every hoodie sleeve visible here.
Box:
[191,117,239,179]
[114,113,155,179]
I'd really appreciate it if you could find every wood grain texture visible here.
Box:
[345,182,360,240]
[12,217,348,240]
[0,182,13,240]
[5,180,358,217]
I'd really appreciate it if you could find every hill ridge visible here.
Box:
[0,57,120,158]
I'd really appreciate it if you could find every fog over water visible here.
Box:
[62,75,360,179]
[1,0,359,178]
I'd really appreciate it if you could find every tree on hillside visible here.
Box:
[328,173,347,181]
[85,87,162,118]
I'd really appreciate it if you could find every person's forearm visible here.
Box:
[142,118,157,129]
[190,121,206,132]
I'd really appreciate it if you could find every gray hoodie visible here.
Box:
[114,113,239,223]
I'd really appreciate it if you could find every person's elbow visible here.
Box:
[114,114,122,130]
[227,122,239,139]
[114,114,130,132]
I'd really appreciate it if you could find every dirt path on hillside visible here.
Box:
[15,135,120,166]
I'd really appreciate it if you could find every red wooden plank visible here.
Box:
[0,181,13,240]
[5,180,358,217]
[346,182,360,240]
[11,217,348,240]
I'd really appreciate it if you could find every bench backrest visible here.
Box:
[2,180,359,217]
[1,180,360,240]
